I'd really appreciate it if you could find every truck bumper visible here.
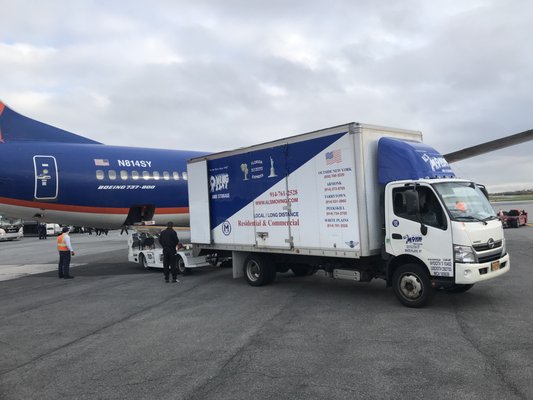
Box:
[454,253,510,284]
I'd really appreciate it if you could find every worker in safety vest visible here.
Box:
[57,227,75,279]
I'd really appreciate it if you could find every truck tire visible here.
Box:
[392,263,433,308]
[447,284,474,293]
[244,254,275,286]
[139,253,149,270]
[177,256,190,275]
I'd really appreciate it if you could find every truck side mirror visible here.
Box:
[477,184,489,199]
[404,190,420,216]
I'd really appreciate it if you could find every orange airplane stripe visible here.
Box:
[0,197,189,215]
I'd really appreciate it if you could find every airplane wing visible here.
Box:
[0,100,102,144]
[444,128,533,163]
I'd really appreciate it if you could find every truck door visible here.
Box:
[33,156,58,200]
[386,184,454,278]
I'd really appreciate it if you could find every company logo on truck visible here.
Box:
[222,221,231,236]
[421,153,452,172]
[404,234,423,244]
[210,173,229,192]
[403,234,423,253]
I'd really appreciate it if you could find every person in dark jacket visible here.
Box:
[158,221,180,283]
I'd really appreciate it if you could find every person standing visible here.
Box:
[39,223,48,240]
[57,227,75,279]
[158,222,180,283]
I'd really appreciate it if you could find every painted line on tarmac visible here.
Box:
[0,264,85,281]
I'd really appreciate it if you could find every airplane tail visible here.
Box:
[0,100,101,144]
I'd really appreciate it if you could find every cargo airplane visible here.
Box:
[0,100,532,229]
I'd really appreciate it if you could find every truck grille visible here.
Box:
[477,252,502,264]
[473,240,502,251]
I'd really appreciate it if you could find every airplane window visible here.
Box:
[163,171,170,180]
[153,171,160,180]
[173,172,180,180]
[143,171,150,180]
[108,170,117,180]
[96,170,104,180]
[132,171,140,180]
[182,171,188,180]
[120,170,128,180]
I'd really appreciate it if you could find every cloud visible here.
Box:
[1,0,532,191]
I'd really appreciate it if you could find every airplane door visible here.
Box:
[33,156,58,200]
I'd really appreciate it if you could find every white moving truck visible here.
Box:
[187,123,509,307]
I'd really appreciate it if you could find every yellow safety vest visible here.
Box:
[57,234,68,251]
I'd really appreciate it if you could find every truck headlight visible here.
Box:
[454,244,475,263]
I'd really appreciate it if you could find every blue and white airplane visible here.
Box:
[1,100,532,230]
[0,100,205,228]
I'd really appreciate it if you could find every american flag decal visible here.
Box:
[94,159,110,166]
[325,150,342,165]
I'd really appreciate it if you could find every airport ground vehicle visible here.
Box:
[498,209,528,228]
[186,122,510,307]
[0,216,23,241]
[45,223,61,236]
[128,227,228,274]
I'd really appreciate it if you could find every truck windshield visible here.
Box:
[432,182,496,222]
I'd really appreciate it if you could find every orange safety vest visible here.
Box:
[57,234,69,251]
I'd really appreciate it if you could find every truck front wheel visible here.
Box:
[244,255,275,286]
[392,264,433,308]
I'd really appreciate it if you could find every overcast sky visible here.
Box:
[2,0,532,192]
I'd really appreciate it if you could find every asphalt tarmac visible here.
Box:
[0,228,532,400]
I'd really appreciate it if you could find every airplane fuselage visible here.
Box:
[0,141,205,228]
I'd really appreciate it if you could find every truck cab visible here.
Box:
[378,137,509,306]
[384,179,509,303]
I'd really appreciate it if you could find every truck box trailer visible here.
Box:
[187,122,509,307]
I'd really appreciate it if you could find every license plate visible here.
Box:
[491,261,500,271]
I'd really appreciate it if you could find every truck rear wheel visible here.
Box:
[392,263,433,308]
[244,255,275,286]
